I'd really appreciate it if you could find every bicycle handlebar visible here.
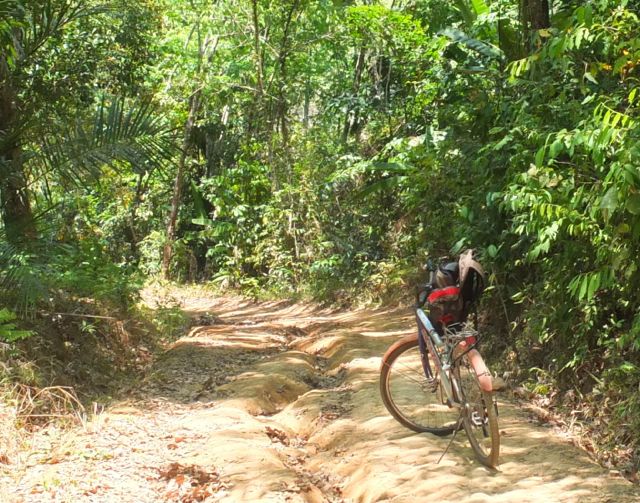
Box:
[414,283,433,308]
[415,255,451,307]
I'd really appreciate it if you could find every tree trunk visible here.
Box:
[0,59,36,244]
[303,84,310,130]
[521,0,550,50]
[524,0,550,29]
[250,0,274,166]
[251,0,264,100]
[342,47,367,143]
[162,90,201,279]
[127,172,151,261]
[0,154,37,244]
[276,0,299,151]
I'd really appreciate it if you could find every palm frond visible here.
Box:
[453,0,475,27]
[440,27,504,61]
[470,0,489,17]
[38,96,178,186]
[452,0,490,26]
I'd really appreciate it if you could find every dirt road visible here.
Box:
[2,293,638,502]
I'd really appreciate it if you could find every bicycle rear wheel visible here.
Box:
[380,334,459,436]
[455,355,500,467]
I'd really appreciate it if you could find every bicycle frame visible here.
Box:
[415,307,458,407]
[379,263,500,467]
[416,306,494,400]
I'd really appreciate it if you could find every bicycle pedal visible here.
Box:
[471,411,487,427]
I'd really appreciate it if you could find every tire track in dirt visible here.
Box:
[2,293,638,502]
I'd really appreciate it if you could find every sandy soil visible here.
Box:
[1,292,638,502]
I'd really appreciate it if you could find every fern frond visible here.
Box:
[0,308,32,342]
[0,241,46,316]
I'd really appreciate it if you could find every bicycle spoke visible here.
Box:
[455,358,500,467]
[380,335,458,435]
[383,360,432,387]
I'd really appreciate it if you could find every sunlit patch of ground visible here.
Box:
[1,290,637,502]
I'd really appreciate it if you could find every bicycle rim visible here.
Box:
[456,357,500,467]
[380,335,459,436]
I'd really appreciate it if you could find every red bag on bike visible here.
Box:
[426,249,486,334]
[427,286,463,333]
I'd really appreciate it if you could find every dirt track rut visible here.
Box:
[2,293,638,502]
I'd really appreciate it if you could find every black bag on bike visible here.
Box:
[458,249,485,319]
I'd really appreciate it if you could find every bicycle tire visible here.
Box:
[380,334,459,436]
[455,355,500,467]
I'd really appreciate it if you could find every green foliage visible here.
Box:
[0,243,47,315]
[0,309,32,342]
[40,95,177,185]
[346,5,427,50]
[3,0,640,469]
[440,27,503,60]
[0,237,141,315]
[146,304,189,341]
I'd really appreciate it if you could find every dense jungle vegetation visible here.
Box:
[1,0,640,474]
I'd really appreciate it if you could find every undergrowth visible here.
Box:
[0,281,192,468]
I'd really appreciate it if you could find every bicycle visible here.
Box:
[379,259,500,467]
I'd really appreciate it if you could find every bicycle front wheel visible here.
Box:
[455,355,500,467]
[380,334,459,436]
